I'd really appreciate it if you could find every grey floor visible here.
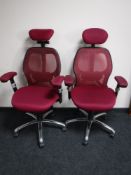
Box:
[0,108,131,175]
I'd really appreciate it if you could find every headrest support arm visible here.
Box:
[37,41,49,47]
[91,44,95,48]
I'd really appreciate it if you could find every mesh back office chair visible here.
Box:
[0,29,65,147]
[64,28,128,145]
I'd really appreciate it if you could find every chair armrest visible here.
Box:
[0,72,17,92]
[0,72,17,83]
[64,75,75,87]
[115,76,128,88]
[51,75,64,89]
[64,75,75,99]
[51,75,64,103]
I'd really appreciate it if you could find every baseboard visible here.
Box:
[0,107,128,113]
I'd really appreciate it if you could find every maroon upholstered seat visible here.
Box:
[12,86,59,112]
[64,28,128,145]
[71,86,116,111]
[0,29,65,147]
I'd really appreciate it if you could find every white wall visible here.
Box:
[0,0,131,107]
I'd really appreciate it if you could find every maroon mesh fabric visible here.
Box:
[74,47,112,87]
[23,47,61,86]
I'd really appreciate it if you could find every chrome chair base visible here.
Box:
[65,109,115,145]
[14,110,65,147]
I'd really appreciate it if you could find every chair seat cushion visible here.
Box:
[12,86,59,112]
[71,86,116,111]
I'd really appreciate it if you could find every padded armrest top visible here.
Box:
[29,29,54,41]
[64,75,75,86]
[51,75,64,88]
[0,72,17,82]
[115,76,128,88]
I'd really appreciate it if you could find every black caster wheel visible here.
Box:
[110,133,115,138]
[39,142,45,148]
[82,140,89,146]
[62,126,67,132]
[14,131,19,137]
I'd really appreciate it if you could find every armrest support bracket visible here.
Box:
[51,75,64,103]
[64,75,75,99]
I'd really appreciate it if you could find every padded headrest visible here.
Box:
[82,28,108,44]
[29,29,54,41]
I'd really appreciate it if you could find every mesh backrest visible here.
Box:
[74,47,112,87]
[23,47,61,86]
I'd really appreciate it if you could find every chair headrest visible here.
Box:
[82,28,108,44]
[29,29,54,41]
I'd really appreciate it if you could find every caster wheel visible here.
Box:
[14,131,19,137]
[62,126,67,132]
[39,142,45,148]
[82,140,88,146]
[110,133,115,137]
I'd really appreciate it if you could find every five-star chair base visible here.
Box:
[65,109,115,145]
[14,110,65,147]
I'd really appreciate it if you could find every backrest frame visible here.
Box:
[23,46,61,86]
[73,46,113,87]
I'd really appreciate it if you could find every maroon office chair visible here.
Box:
[0,29,65,147]
[64,28,128,145]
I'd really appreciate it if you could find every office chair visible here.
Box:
[64,28,128,145]
[0,29,65,147]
